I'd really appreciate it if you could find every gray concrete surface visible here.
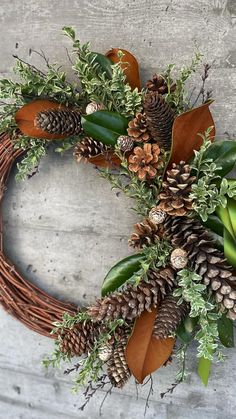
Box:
[0,0,236,418]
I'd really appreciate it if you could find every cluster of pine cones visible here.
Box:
[73,73,176,181]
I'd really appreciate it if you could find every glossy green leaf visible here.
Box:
[202,214,224,237]
[218,314,234,348]
[216,201,236,267]
[205,140,236,177]
[91,52,113,79]
[198,355,212,386]
[101,253,146,296]
[81,110,128,146]
[177,316,199,343]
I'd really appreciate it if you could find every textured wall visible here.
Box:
[0,1,236,418]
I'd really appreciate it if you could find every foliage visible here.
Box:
[190,128,236,221]
[174,269,223,361]
[63,26,143,117]
[164,51,203,114]
[13,135,47,181]
[127,240,172,286]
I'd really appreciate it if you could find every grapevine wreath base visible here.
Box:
[0,26,236,410]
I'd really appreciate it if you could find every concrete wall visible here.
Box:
[0,1,235,418]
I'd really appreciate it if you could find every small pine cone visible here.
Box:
[153,294,189,339]
[74,137,107,161]
[98,344,113,362]
[146,73,176,95]
[129,218,164,249]
[170,248,188,270]
[87,267,176,323]
[158,161,196,216]
[164,216,236,320]
[58,320,101,357]
[128,143,162,181]
[117,135,134,152]
[144,92,175,150]
[127,113,150,142]
[86,102,104,114]
[107,333,131,388]
[36,109,81,136]
[149,207,167,225]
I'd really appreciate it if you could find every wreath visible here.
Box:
[0,26,236,411]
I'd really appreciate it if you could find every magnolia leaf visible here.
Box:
[169,101,215,167]
[101,253,145,296]
[204,140,236,177]
[15,100,68,139]
[125,308,175,383]
[202,214,224,237]
[81,110,128,146]
[177,315,199,343]
[218,314,234,348]
[105,48,141,91]
[88,151,121,169]
[198,355,212,386]
[91,52,113,79]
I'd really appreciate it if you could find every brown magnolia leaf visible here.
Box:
[88,151,121,168]
[105,48,141,91]
[125,308,175,383]
[169,101,215,167]
[15,100,68,140]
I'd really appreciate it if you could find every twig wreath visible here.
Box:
[0,26,236,410]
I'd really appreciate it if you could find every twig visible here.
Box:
[144,375,154,417]
[99,384,113,416]
[191,63,212,108]
[12,54,47,78]
[79,374,110,412]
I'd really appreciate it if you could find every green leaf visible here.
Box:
[198,355,212,386]
[62,26,75,40]
[202,214,224,237]
[101,253,146,296]
[81,110,128,146]
[91,52,113,79]
[177,316,199,343]
[205,140,236,177]
[218,314,234,348]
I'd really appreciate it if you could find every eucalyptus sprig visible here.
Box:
[174,269,222,361]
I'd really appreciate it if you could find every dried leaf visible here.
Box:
[125,308,175,383]
[105,48,141,91]
[169,101,215,166]
[15,100,68,140]
[88,151,121,168]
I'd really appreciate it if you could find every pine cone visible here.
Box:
[107,332,131,388]
[117,135,134,152]
[87,267,176,323]
[36,109,81,136]
[58,320,101,357]
[147,267,176,297]
[158,161,196,216]
[144,92,175,150]
[146,74,176,95]
[128,143,162,181]
[127,113,150,142]
[153,294,189,339]
[74,137,107,161]
[164,216,236,320]
[129,218,164,249]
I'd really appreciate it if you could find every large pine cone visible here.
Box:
[87,267,176,323]
[164,216,236,320]
[36,109,81,136]
[129,218,164,248]
[153,294,189,339]
[74,137,107,161]
[144,92,174,150]
[107,332,131,388]
[127,113,150,142]
[158,161,196,216]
